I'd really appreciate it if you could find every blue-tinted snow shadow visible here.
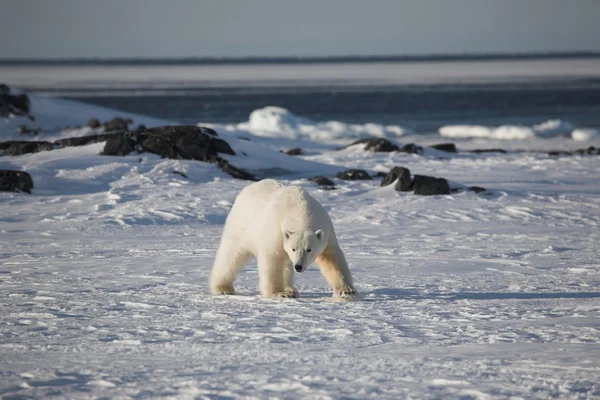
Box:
[368,288,600,301]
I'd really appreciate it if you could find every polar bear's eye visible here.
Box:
[292,248,296,252]
[307,249,312,252]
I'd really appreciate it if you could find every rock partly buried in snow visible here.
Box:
[344,138,400,152]
[381,166,412,191]
[309,175,336,190]
[0,170,34,193]
[430,143,457,153]
[104,117,133,132]
[218,159,257,181]
[0,140,54,156]
[399,143,424,154]
[548,146,600,156]
[412,175,450,196]
[101,126,254,180]
[0,84,33,120]
[86,118,102,129]
[0,125,255,180]
[284,147,303,156]
[102,126,235,162]
[468,148,508,154]
[335,169,372,180]
[468,186,487,193]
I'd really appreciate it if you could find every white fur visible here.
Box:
[209,179,356,299]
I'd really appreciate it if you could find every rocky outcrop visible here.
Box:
[0,125,255,181]
[379,165,486,196]
[0,170,33,193]
[0,141,54,156]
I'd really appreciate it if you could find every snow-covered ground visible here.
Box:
[1,94,600,399]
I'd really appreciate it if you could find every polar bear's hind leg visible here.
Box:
[209,239,251,295]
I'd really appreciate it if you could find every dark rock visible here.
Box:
[344,138,400,152]
[199,127,218,136]
[468,186,486,193]
[469,148,507,154]
[210,138,236,156]
[0,86,33,120]
[217,158,256,181]
[548,147,599,157]
[309,175,336,190]
[0,170,33,193]
[0,141,54,156]
[54,133,119,148]
[335,169,372,180]
[103,117,133,132]
[9,94,30,115]
[284,147,303,156]
[412,175,450,196]
[102,132,140,156]
[399,143,424,154]
[430,143,457,153]
[172,170,188,179]
[86,118,102,129]
[374,171,387,178]
[381,166,412,191]
[135,124,146,132]
[101,126,235,162]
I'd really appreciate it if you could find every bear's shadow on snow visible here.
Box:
[368,288,600,301]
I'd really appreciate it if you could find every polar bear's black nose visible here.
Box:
[294,264,303,272]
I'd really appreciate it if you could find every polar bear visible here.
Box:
[209,179,357,299]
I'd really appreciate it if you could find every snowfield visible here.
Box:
[1,95,600,399]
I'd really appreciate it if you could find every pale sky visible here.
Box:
[0,0,599,59]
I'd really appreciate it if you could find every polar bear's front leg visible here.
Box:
[316,239,357,299]
[257,253,285,297]
[281,263,299,298]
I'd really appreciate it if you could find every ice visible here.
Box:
[533,119,575,136]
[233,106,413,142]
[572,128,599,141]
[440,124,536,140]
[3,58,600,90]
[1,94,600,398]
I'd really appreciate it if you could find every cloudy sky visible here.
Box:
[1,0,599,59]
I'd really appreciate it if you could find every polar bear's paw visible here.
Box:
[211,285,235,295]
[334,286,358,300]
[273,288,299,299]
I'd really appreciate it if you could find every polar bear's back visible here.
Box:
[225,179,330,246]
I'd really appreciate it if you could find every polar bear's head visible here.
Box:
[283,229,326,273]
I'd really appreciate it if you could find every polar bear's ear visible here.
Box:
[315,229,324,240]
[284,230,293,239]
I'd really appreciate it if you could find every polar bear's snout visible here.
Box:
[292,251,308,273]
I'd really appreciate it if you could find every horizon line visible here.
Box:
[1,51,600,66]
